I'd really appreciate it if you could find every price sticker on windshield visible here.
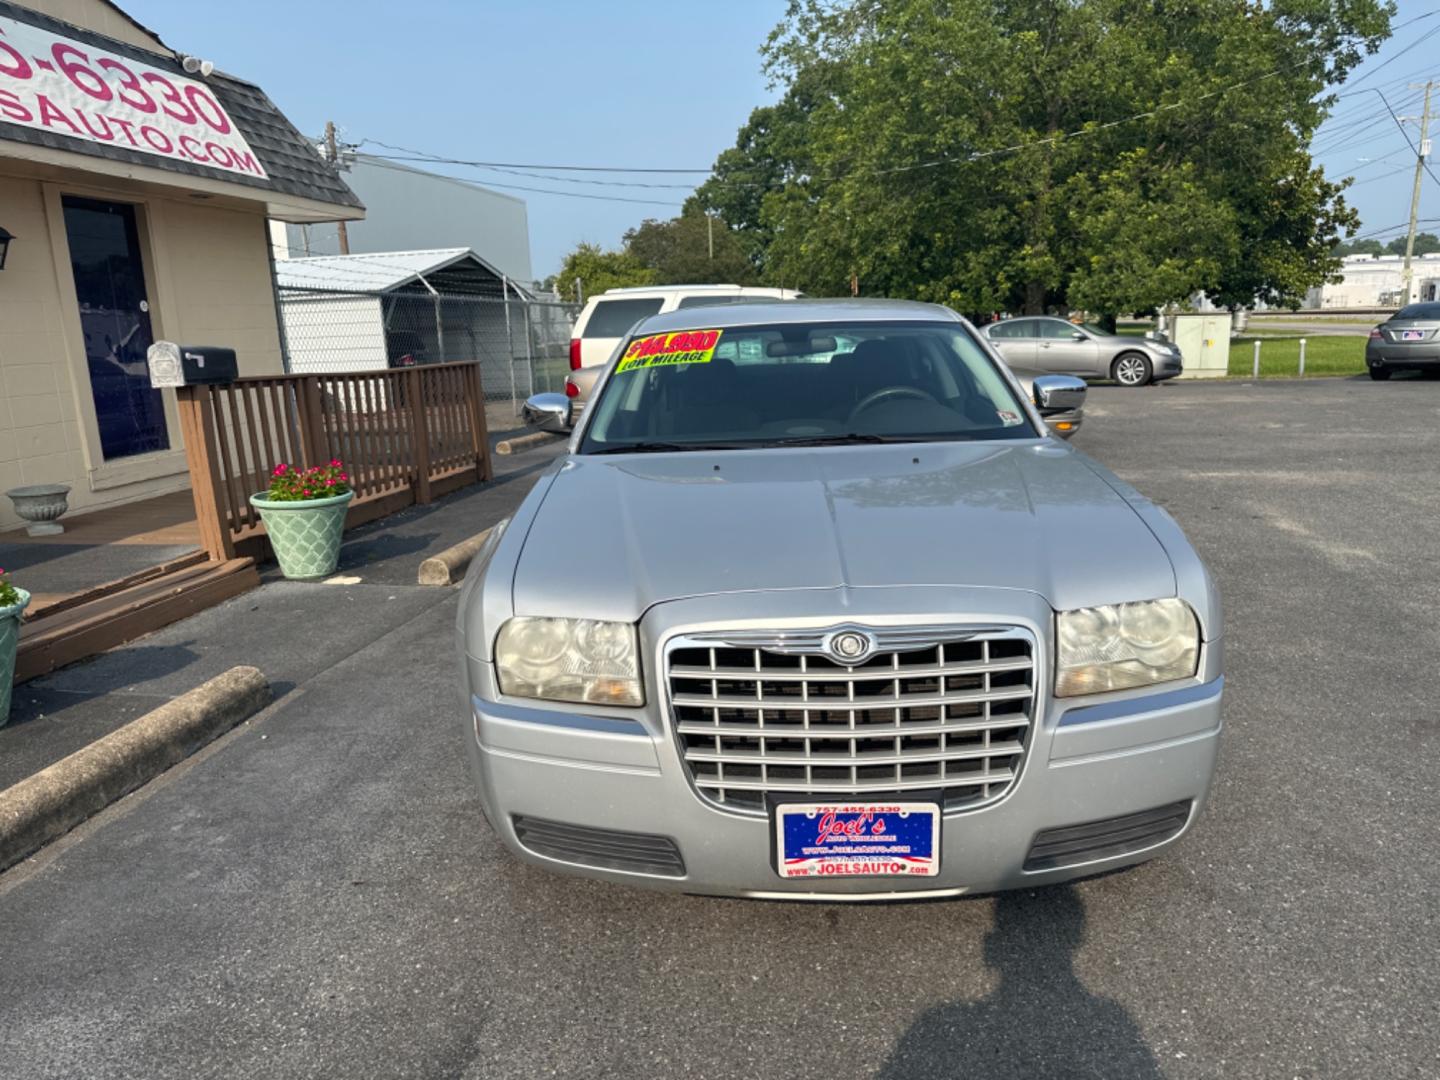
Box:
[615,329,724,373]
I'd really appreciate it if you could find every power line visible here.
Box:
[363,153,704,190]
[361,157,684,207]
[358,138,714,174]
[1332,19,1440,95]
[1372,87,1440,190]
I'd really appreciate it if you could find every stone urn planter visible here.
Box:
[6,484,70,536]
[0,585,31,727]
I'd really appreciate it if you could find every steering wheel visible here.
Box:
[848,385,940,421]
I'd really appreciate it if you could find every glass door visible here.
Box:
[61,196,170,460]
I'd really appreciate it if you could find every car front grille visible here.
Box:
[666,626,1036,815]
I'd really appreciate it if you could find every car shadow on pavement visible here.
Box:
[875,885,1165,1080]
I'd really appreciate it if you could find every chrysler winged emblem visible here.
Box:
[824,628,877,665]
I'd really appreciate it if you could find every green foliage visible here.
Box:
[553,215,760,300]
[0,569,19,609]
[1334,238,1385,257]
[553,242,656,301]
[1385,232,1440,256]
[265,460,351,502]
[691,0,1394,316]
[623,213,759,285]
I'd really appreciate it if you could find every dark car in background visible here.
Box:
[1366,302,1440,380]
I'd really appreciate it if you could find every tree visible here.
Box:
[692,0,1393,316]
[1385,232,1440,256]
[623,213,759,285]
[552,242,655,302]
[1334,238,1385,257]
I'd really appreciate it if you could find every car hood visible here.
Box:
[513,442,1175,622]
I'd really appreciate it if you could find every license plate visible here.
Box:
[774,802,940,879]
[1401,330,1425,341]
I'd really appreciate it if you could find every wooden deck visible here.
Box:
[1,488,258,682]
[3,489,199,549]
[15,555,259,682]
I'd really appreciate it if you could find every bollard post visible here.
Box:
[1252,339,1261,379]
[1298,338,1307,377]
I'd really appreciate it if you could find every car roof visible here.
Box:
[598,284,798,297]
[633,298,963,333]
[602,284,742,295]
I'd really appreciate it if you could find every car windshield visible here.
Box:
[579,320,1037,453]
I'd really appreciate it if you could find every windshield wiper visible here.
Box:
[590,440,753,455]
[762,432,914,447]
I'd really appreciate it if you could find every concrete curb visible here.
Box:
[418,527,493,586]
[0,666,272,873]
[495,431,564,456]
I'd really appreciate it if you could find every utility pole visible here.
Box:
[707,213,714,260]
[325,120,350,255]
[1402,81,1433,305]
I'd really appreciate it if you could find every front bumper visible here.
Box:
[461,589,1222,900]
[1153,354,1184,381]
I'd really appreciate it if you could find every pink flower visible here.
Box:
[338,473,348,481]
[330,459,342,467]
[274,463,288,474]
[303,488,312,496]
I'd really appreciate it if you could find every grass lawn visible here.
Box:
[1228,334,1367,378]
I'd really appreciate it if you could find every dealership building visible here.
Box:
[0,0,361,529]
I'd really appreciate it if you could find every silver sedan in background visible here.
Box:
[984,316,1183,386]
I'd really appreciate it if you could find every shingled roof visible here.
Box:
[0,0,361,211]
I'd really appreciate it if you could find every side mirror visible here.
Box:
[1070,330,1086,341]
[521,392,572,433]
[1032,375,1087,415]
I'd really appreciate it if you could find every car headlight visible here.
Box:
[1055,599,1199,697]
[495,617,643,706]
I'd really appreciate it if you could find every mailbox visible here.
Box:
[147,341,239,388]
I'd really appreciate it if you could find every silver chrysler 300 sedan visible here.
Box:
[457,300,1222,901]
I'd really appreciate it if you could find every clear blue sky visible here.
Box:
[124,0,1436,276]
[124,0,783,278]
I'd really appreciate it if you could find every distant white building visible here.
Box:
[277,154,534,286]
[1305,253,1440,309]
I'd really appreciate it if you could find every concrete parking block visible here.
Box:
[0,666,271,872]
[417,527,494,586]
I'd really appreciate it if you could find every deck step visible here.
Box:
[16,557,260,682]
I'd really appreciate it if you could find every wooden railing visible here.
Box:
[176,362,492,561]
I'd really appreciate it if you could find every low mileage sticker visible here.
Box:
[615,329,723,373]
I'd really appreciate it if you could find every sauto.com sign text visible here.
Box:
[0,15,266,179]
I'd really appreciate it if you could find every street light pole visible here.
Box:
[1402,81,1433,305]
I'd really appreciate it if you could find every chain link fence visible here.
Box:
[275,285,578,434]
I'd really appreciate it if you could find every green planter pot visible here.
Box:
[0,587,32,728]
[250,490,354,581]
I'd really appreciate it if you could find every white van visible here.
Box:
[568,284,803,371]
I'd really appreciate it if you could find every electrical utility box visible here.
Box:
[1169,313,1232,379]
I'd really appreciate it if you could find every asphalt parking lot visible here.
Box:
[1,376,1438,1079]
